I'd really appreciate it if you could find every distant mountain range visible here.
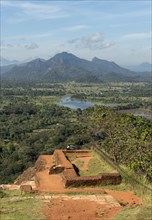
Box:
[127,62,152,72]
[1,52,151,82]
[0,57,21,66]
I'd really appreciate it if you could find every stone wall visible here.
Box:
[54,150,73,169]
[62,171,122,187]
[63,150,92,155]
[52,150,122,187]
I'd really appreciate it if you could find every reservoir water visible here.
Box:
[60,96,119,109]
[59,96,94,110]
[59,96,152,120]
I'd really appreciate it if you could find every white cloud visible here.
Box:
[82,32,103,46]
[121,32,152,41]
[1,42,39,50]
[63,25,90,31]
[68,32,115,50]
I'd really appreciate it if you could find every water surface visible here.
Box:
[59,96,93,110]
[59,96,152,120]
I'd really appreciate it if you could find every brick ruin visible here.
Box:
[49,150,122,187]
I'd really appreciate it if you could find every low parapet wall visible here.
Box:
[52,149,122,187]
[62,171,122,187]
[63,150,92,154]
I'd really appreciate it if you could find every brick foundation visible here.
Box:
[51,150,122,187]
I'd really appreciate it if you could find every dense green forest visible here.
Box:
[0,85,152,183]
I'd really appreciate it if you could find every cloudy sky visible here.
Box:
[1,0,151,66]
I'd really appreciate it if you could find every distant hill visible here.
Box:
[1,52,151,82]
[1,64,17,74]
[127,62,152,72]
[0,57,20,66]
[92,57,132,75]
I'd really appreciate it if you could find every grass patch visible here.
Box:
[80,152,117,176]
[0,190,46,220]
[34,95,61,105]
[112,206,152,220]
[75,159,84,168]
[119,165,152,190]
[66,155,77,162]
[0,190,7,198]
[64,191,107,196]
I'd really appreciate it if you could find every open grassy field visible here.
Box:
[0,190,45,220]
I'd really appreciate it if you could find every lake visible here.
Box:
[59,96,94,110]
[59,96,152,120]
[60,96,119,109]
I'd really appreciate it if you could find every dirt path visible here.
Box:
[36,155,65,192]
[42,191,143,220]
[105,190,143,207]
[42,194,122,220]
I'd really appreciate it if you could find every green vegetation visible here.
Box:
[112,206,152,220]
[75,159,84,168]
[0,82,152,184]
[1,81,152,110]
[64,191,107,195]
[80,153,116,176]
[66,155,85,168]
[0,190,45,220]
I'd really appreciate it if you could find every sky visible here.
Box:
[1,0,151,66]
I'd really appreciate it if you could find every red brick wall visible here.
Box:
[54,150,122,187]
[54,150,73,169]
[63,150,92,154]
[62,171,122,187]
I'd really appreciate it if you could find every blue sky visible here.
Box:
[1,0,151,66]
